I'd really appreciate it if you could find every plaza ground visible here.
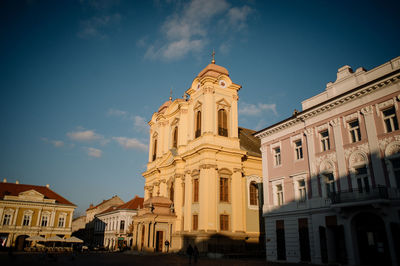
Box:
[1,251,320,266]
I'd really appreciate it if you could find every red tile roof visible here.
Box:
[98,205,120,215]
[0,182,75,206]
[117,195,144,210]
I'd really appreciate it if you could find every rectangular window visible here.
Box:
[23,215,30,226]
[355,166,370,193]
[58,217,65,227]
[383,107,399,133]
[3,214,11,225]
[220,215,229,231]
[320,130,330,151]
[298,180,306,202]
[220,177,229,202]
[349,120,361,143]
[120,220,125,230]
[295,140,303,160]
[41,216,48,227]
[193,178,199,202]
[325,173,336,197]
[276,184,284,206]
[274,147,281,166]
[192,214,198,231]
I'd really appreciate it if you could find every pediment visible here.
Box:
[19,189,45,200]
[216,98,230,109]
[158,151,176,168]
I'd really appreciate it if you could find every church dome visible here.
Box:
[197,63,229,78]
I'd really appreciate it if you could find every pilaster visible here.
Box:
[231,169,244,232]
[330,118,349,191]
[304,128,319,197]
[361,106,386,186]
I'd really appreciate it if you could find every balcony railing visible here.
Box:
[329,187,400,204]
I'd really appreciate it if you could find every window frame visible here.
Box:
[193,178,199,203]
[320,130,330,152]
[192,214,198,231]
[218,108,228,137]
[195,110,202,138]
[219,214,229,231]
[219,177,230,203]
[3,213,11,226]
[382,106,399,133]
[274,147,282,166]
[348,119,362,143]
[294,140,304,160]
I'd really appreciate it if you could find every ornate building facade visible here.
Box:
[131,59,263,253]
[0,180,76,250]
[255,56,400,265]
[94,195,143,250]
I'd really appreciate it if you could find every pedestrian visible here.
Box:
[186,244,193,264]
[193,245,199,263]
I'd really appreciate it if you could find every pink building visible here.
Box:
[255,56,400,265]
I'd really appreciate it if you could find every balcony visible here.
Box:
[329,187,400,205]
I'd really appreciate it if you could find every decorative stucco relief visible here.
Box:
[344,143,369,159]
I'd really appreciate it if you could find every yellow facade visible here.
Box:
[0,182,76,250]
[134,61,263,253]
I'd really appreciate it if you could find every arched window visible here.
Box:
[152,138,157,161]
[170,183,174,202]
[218,109,228,136]
[173,127,178,148]
[249,182,258,205]
[195,111,201,138]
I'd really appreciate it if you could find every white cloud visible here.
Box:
[41,138,64,148]
[52,140,65,147]
[77,13,121,39]
[239,102,278,116]
[113,137,148,151]
[107,108,127,117]
[144,0,230,61]
[87,147,102,158]
[133,115,148,132]
[67,129,104,142]
[142,0,253,61]
[227,6,252,30]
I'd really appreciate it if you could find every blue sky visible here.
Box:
[1,0,399,216]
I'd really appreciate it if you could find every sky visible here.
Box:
[0,0,399,216]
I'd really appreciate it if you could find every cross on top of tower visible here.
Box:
[211,49,215,64]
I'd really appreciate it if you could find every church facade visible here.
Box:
[131,59,264,253]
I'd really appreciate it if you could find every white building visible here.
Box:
[255,56,400,265]
[94,195,143,250]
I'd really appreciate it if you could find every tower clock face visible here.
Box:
[219,80,226,88]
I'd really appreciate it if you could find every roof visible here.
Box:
[98,205,120,215]
[158,99,172,113]
[86,195,123,211]
[0,182,75,206]
[238,127,261,157]
[197,63,229,78]
[117,195,144,210]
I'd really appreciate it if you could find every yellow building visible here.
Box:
[132,58,263,254]
[0,180,76,250]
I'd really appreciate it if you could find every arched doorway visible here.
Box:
[15,235,29,251]
[353,212,390,265]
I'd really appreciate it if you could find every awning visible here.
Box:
[26,235,46,241]
[64,236,83,243]
[46,235,65,242]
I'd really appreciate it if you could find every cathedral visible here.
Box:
[131,56,264,254]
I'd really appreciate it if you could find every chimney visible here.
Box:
[2,178,6,183]
[16,180,19,184]
[46,184,50,188]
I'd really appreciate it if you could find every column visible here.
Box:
[231,94,239,138]
[231,170,245,232]
[174,174,183,232]
[183,171,192,231]
[12,208,19,226]
[199,164,217,232]
[36,208,42,227]
[203,86,214,134]
[361,106,386,186]
[330,118,349,191]
[304,128,320,198]
[260,144,270,211]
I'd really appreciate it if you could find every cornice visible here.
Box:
[255,72,400,139]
